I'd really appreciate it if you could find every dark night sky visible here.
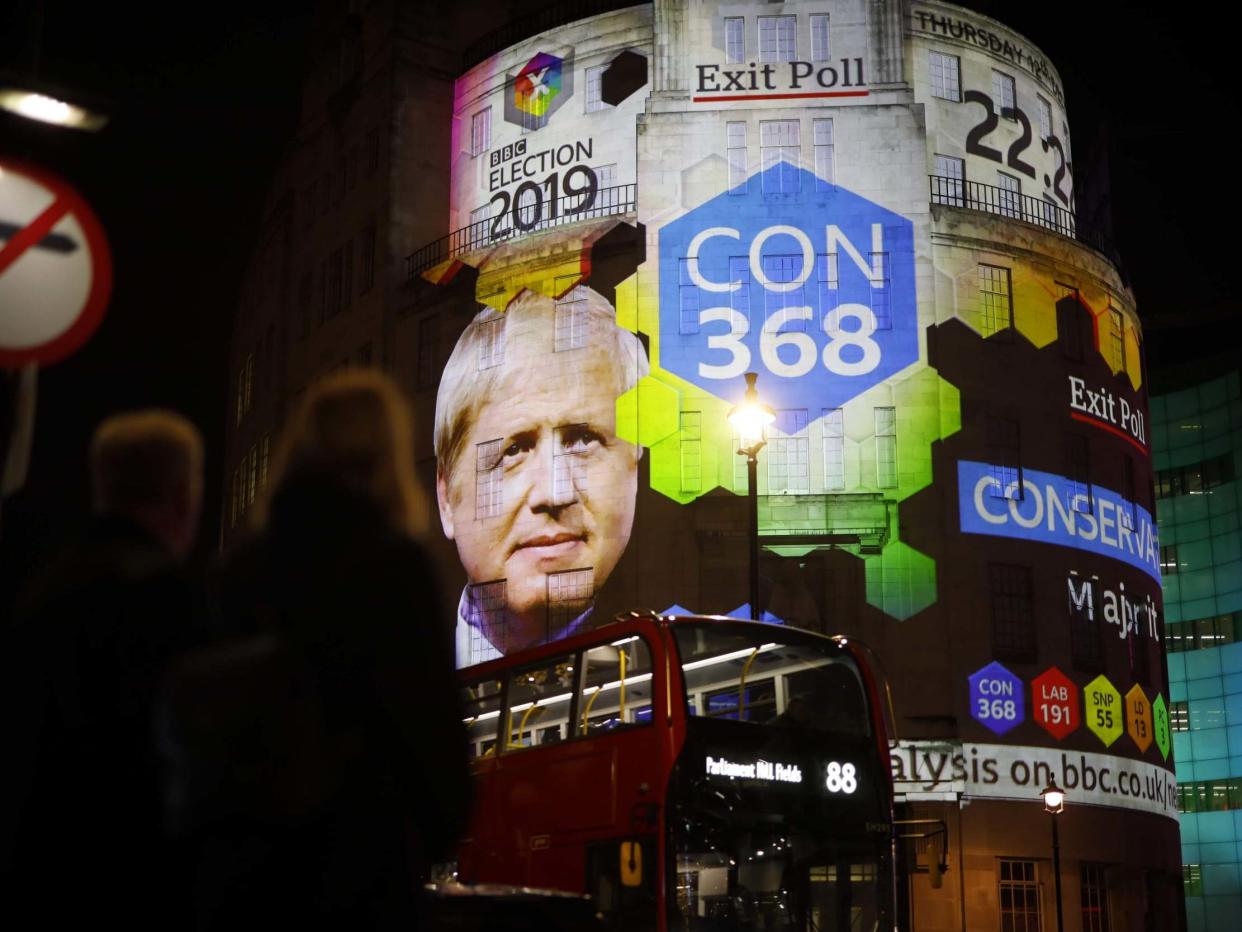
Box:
[1,1,1240,578]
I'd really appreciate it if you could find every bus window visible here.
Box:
[505,654,576,751]
[703,679,777,723]
[785,666,868,736]
[580,636,653,735]
[461,676,502,758]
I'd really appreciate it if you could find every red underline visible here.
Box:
[1070,411,1148,454]
[692,90,871,102]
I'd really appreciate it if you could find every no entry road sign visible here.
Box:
[0,158,111,367]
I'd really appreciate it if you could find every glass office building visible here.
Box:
[1159,367,1242,931]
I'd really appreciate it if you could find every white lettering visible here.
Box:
[750,225,814,292]
[973,476,1008,524]
[687,228,742,292]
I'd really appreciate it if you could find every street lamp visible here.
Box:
[1041,780,1066,932]
[727,372,774,621]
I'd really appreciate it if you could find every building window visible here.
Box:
[1156,453,1236,498]
[553,424,590,505]
[245,445,258,508]
[679,258,701,334]
[476,439,503,519]
[680,411,702,493]
[467,579,507,657]
[1121,456,1138,528]
[346,145,358,191]
[471,107,491,157]
[235,353,254,426]
[477,315,505,370]
[554,284,590,351]
[932,154,964,206]
[360,223,376,293]
[992,69,1016,115]
[813,118,834,187]
[355,342,372,367]
[1170,700,1189,732]
[997,171,1022,219]
[1107,306,1126,373]
[1129,616,1151,684]
[317,259,327,324]
[585,66,608,113]
[417,314,439,391]
[875,406,896,489]
[728,255,751,329]
[1183,864,1203,898]
[991,564,1035,660]
[548,567,593,631]
[327,248,343,317]
[727,121,747,192]
[985,415,1022,500]
[763,255,806,322]
[1165,613,1240,653]
[998,860,1042,931]
[1068,572,1103,673]
[823,407,845,491]
[1056,285,1085,361]
[929,52,961,101]
[320,171,331,215]
[978,264,1013,338]
[1065,433,1091,513]
[1037,95,1052,141]
[724,16,745,64]
[760,119,800,194]
[758,15,796,63]
[229,467,240,528]
[870,250,891,330]
[1080,864,1111,932]
[810,14,830,61]
[1159,544,1179,576]
[342,239,354,310]
[258,434,270,491]
[768,409,810,494]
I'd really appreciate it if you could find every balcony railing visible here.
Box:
[405,182,636,281]
[930,175,1078,238]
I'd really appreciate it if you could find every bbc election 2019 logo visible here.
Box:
[657,161,918,425]
[504,50,575,130]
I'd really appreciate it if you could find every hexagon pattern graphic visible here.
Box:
[968,661,1025,736]
[504,50,574,129]
[1031,666,1079,740]
[1152,694,1171,761]
[656,161,919,420]
[1084,674,1123,748]
[1125,684,1153,753]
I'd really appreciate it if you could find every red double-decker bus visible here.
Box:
[454,614,897,931]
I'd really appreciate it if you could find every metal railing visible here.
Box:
[405,182,636,281]
[929,175,1077,239]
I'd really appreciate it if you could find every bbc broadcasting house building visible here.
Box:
[224,1,1182,928]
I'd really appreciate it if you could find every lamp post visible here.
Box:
[727,372,774,621]
[1041,780,1066,932]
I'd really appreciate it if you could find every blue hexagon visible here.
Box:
[968,661,1025,736]
[656,161,918,430]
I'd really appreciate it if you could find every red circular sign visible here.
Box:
[1031,666,1080,740]
[0,157,112,367]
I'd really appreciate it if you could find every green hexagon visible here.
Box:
[864,538,938,620]
[1152,693,1171,761]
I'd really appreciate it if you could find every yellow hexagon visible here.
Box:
[1083,674,1123,748]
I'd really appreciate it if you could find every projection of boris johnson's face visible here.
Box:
[434,287,647,656]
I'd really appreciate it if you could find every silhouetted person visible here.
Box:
[1,409,205,929]
[162,370,469,931]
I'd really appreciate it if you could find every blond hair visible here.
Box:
[433,286,648,485]
[90,409,204,516]
[261,369,427,536]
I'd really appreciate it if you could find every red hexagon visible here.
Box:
[1031,666,1080,740]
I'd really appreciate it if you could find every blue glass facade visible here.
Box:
[1156,369,1242,931]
